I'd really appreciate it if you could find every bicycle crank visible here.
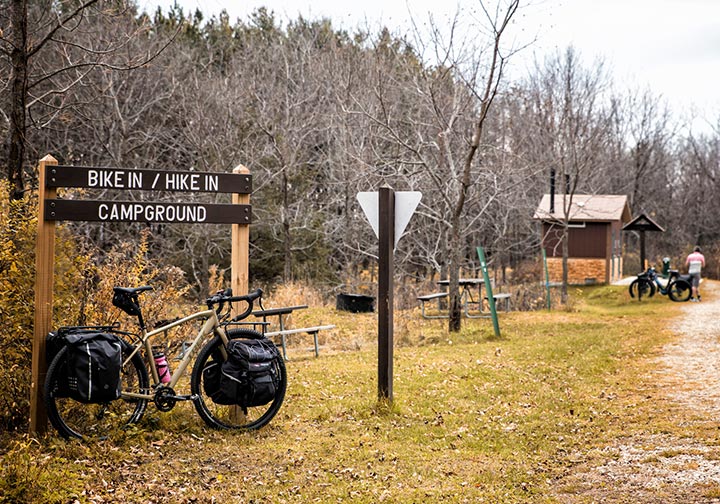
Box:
[153,387,199,412]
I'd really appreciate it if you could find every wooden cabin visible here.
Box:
[533,194,632,285]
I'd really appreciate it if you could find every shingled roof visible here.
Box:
[533,194,631,223]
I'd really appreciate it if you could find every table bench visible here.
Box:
[264,325,336,359]
[484,292,512,312]
[417,292,449,319]
[464,292,512,318]
[252,305,335,360]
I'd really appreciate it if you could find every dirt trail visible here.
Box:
[555,280,720,503]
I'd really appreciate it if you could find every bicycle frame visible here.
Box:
[121,308,229,400]
[651,270,680,295]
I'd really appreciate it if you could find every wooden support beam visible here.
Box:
[30,154,58,434]
[232,165,250,301]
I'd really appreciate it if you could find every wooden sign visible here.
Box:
[44,199,252,224]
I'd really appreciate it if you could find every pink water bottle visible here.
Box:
[153,350,171,384]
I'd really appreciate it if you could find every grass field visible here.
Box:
[1,284,703,503]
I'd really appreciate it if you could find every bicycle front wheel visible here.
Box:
[629,279,654,300]
[191,328,287,430]
[44,341,149,440]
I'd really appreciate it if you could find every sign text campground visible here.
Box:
[44,200,251,224]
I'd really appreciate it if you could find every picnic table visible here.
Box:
[437,278,485,309]
[442,278,486,318]
[418,278,511,319]
[252,305,335,359]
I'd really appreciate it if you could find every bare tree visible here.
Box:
[517,47,614,301]
[356,1,522,331]
[0,0,175,200]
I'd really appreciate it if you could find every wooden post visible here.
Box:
[30,155,58,434]
[639,230,646,272]
[378,187,394,402]
[231,165,251,422]
[231,165,251,300]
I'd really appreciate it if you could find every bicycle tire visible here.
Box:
[191,328,287,430]
[647,281,656,298]
[629,279,654,300]
[668,279,692,302]
[44,340,149,440]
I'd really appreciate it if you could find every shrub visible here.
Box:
[0,183,97,431]
[0,435,82,503]
[0,182,192,432]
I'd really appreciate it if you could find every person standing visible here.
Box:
[686,246,706,302]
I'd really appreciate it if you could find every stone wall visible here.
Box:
[546,257,609,285]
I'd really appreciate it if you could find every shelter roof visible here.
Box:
[533,194,632,223]
[622,212,665,232]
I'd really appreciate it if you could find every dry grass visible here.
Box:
[1,283,704,503]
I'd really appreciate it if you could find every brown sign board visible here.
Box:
[45,199,252,224]
[46,165,252,194]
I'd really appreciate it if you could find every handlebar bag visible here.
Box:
[204,339,280,407]
[63,331,123,404]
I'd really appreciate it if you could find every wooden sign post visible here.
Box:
[358,187,421,403]
[30,157,253,434]
[30,155,58,433]
[377,187,395,401]
[231,164,251,307]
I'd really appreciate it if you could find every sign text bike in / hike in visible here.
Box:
[46,166,252,194]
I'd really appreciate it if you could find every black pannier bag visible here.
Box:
[62,331,123,403]
[204,339,280,407]
[46,330,71,397]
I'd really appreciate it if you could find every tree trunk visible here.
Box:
[448,218,462,332]
[8,0,29,200]
[282,170,292,281]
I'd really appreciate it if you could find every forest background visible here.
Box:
[1,0,719,432]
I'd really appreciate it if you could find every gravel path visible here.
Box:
[659,281,720,416]
[554,280,720,503]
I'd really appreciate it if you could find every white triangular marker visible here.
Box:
[357,191,422,249]
[394,192,421,248]
[357,192,380,238]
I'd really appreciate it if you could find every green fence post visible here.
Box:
[476,247,500,338]
[542,248,551,310]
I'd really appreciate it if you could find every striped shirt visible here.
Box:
[686,252,705,275]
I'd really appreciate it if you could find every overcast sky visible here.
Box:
[140,0,720,130]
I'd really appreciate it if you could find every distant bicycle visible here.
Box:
[628,267,692,302]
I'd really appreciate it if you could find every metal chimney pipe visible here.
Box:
[549,168,555,214]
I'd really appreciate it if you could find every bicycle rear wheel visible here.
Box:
[44,341,149,440]
[668,279,692,302]
[191,328,287,430]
